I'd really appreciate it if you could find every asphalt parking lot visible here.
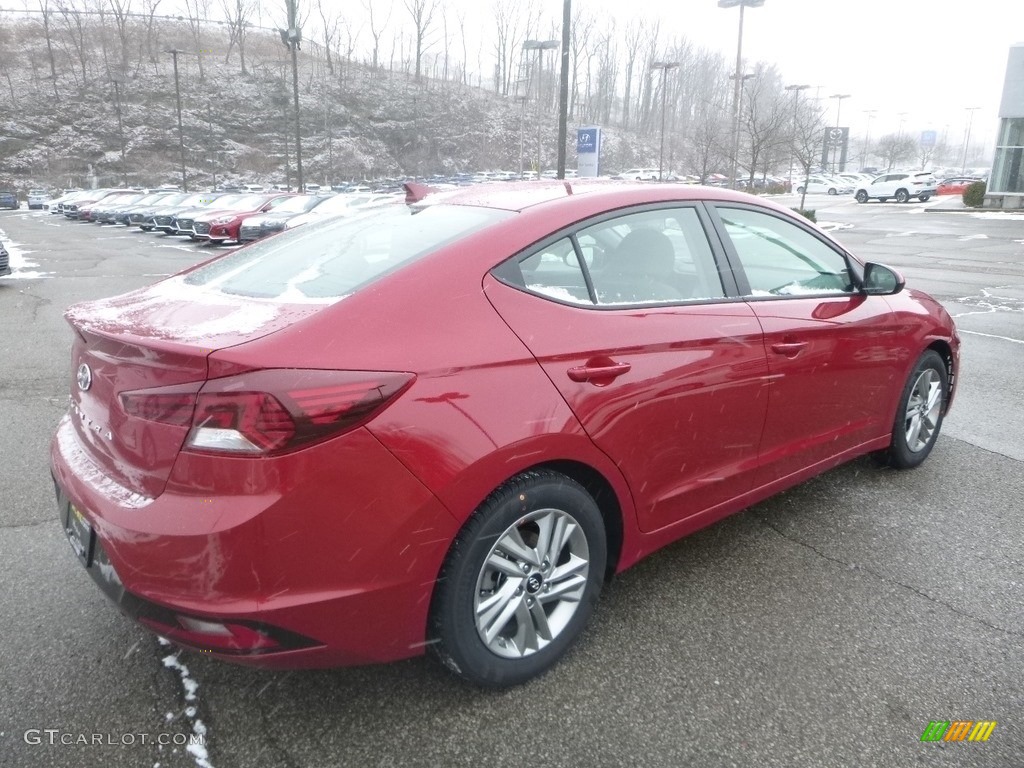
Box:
[1,196,1022,768]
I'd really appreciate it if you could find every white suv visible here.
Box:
[854,172,938,203]
[621,168,661,181]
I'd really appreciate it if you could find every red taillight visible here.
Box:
[121,369,414,455]
[120,382,203,426]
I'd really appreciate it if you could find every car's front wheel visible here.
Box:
[879,350,948,469]
[430,469,607,687]
[827,187,837,195]
[895,189,910,203]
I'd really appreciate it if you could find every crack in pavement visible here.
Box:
[754,516,1024,639]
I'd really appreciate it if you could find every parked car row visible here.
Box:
[43,187,402,245]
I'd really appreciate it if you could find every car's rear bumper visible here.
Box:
[49,416,460,667]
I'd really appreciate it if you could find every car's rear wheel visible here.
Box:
[919,195,931,202]
[878,350,948,469]
[895,189,910,203]
[796,186,805,194]
[827,187,837,195]
[855,190,868,203]
[430,469,606,688]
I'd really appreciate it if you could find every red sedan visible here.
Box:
[937,177,979,195]
[50,182,959,687]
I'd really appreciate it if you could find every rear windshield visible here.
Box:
[183,204,511,301]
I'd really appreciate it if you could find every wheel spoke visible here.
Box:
[478,582,524,645]
[512,597,540,652]
[528,599,553,642]
[543,514,573,568]
[540,573,588,604]
[496,526,541,566]
[487,552,526,579]
[905,414,922,450]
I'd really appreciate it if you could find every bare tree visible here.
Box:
[137,0,163,71]
[56,0,90,86]
[316,0,338,75]
[739,65,789,185]
[620,20,644,130]
[876,133,918,171]
[687,106,729,183]
[36,0,59,87]
[183,0,210,81]
[107,0,133,74]
[791,97,827,209]
[403,0,437,82]
[363,0,391,71]
[223,0,256,75]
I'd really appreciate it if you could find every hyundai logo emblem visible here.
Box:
[76,363,93,392]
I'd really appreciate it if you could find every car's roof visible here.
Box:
[416,179,767,214]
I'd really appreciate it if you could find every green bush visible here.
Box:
[963,181,986,207]
[792,208,817,223]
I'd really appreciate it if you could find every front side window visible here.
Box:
[717,207,855,297]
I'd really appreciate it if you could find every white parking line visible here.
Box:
[959,329,1024,345]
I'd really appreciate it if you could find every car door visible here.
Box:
[485,204,771,533]
[707,204,907,487]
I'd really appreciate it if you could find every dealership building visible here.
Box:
[987,43,1024,207]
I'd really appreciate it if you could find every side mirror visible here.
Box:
[862,262,905,295]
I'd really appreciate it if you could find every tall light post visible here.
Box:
[556,0,571,179]
[523,39,560,177]
[829,93,850,173]
[784,84,809,191]
[651,61,679,180]
[719,0,764,189]
[861,109,876,170]
[961,106,980,174]
[516,94,528,178]
[166,48,187,191]
[280,0,303,191]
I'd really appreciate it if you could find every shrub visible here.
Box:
[792,208,817,223]
[963,181,986,207]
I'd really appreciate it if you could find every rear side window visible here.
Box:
[184,204,510,300]
[506,206,726,307]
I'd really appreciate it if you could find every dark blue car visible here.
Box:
[0,191,19,210]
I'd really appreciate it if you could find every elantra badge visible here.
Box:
[76,363,93,392]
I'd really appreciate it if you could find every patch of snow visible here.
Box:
[0,228,54,279]
[161,646,215,768]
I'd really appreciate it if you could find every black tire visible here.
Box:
[140,226,153,231]
[827,187,837,195]
[209,239,225,246]
[796,186,804,194]
[895,189,910,203]
[878,350,948,469]
[919,195,931,202]
[879,197,888,203]
[429,469,607,688]
[855,190,868,203]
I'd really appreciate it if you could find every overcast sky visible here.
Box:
[638,0,1023,152]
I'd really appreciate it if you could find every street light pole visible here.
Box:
[829,93,850,173]
[280,0,303,191]
[719,0,764,190]
[651,62,679,181]
[784,84,809,192]
[166,48,187,191]
[961,106,980,174]
[556,0,571,179]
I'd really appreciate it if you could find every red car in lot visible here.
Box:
[937,177,979,195]
[50,182,959,687]
[189,193,293,245]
